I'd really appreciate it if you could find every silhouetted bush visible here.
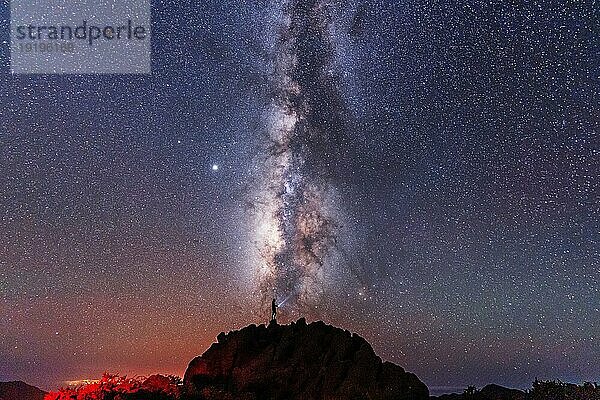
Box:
[531,379,600,400]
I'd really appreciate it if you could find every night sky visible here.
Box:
[1,0,598,394]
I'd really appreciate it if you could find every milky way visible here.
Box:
[250,0,349,317]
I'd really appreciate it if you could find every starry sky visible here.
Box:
[1,0,598,394]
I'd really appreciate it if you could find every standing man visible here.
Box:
[271,298,277,322]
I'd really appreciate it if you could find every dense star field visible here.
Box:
[1,0,598,394]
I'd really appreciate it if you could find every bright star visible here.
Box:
[212,164,219,171]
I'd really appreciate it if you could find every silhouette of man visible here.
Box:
[271,298,277,321]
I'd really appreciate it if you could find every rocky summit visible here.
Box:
[184,318,428,400]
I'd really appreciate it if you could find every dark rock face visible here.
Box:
[184,319,428,400]
[0,381,46,400]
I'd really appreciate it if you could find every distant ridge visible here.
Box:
[431,384,526,399]
[0,381,46,400]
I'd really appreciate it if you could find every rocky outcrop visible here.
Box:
[0,381,46,400]
[184,319,428,400]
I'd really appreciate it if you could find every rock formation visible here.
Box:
[184,319,428,400]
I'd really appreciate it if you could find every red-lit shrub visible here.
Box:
[44,373,181,400]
